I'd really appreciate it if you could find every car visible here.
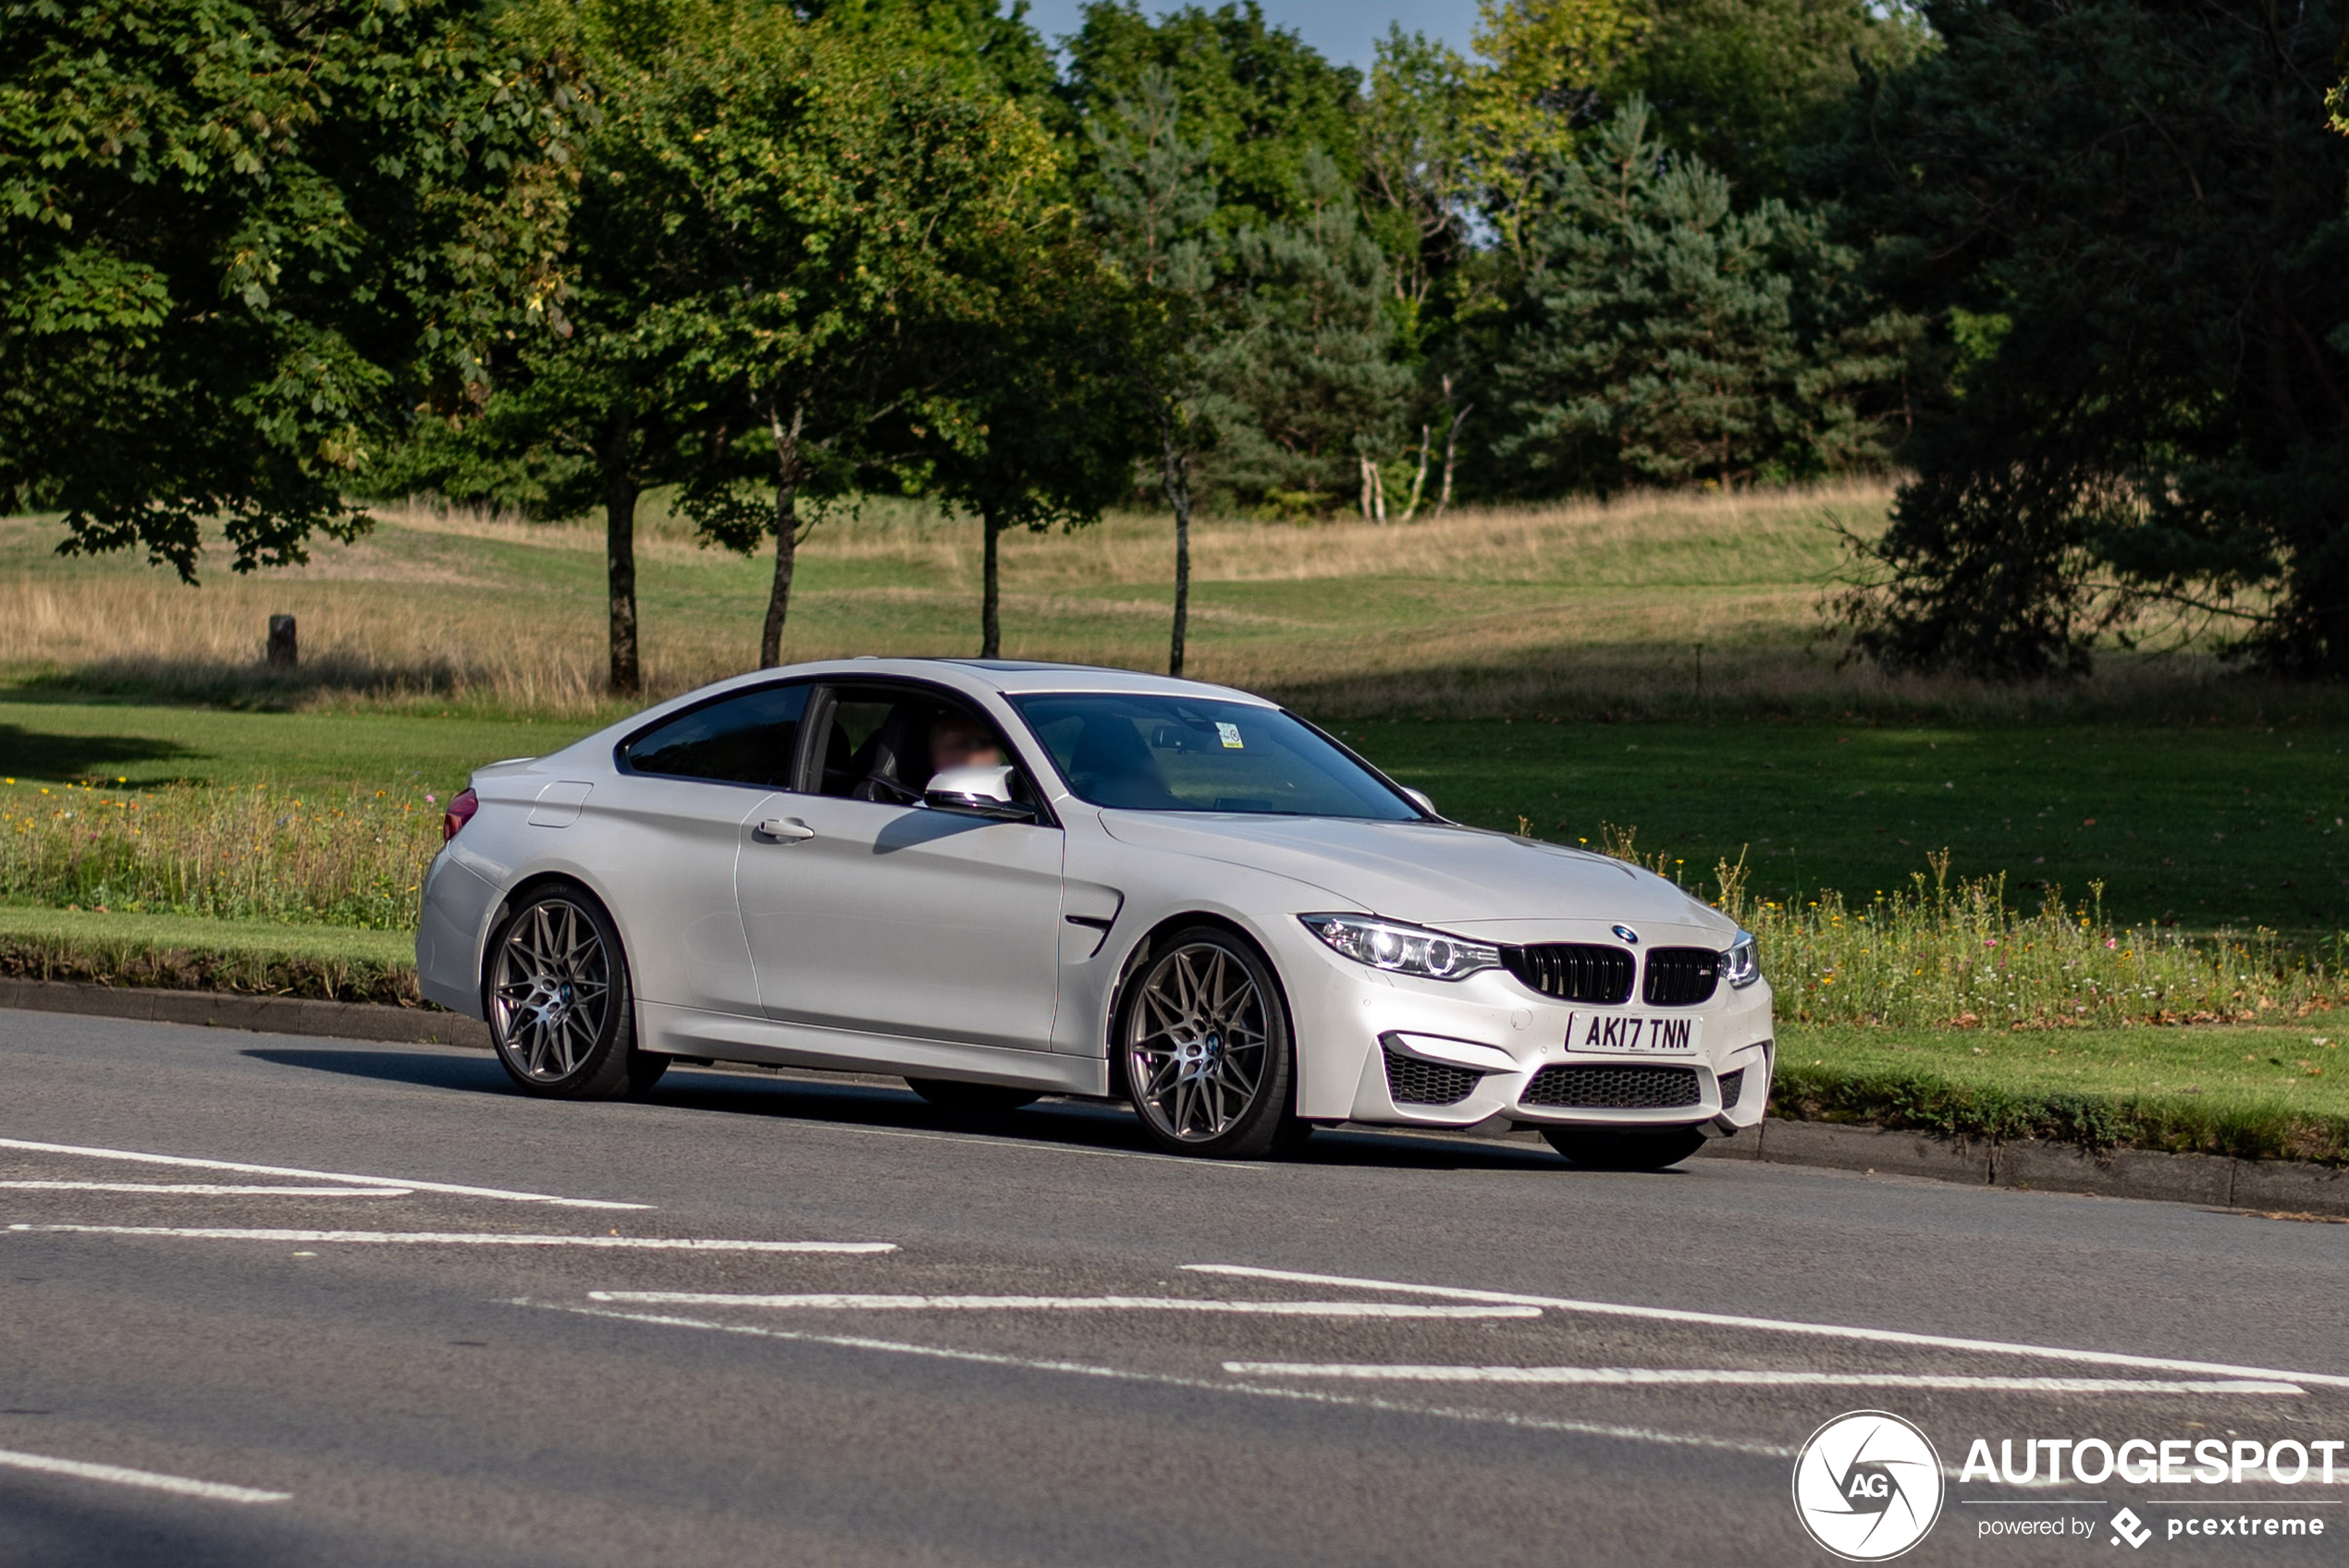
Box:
[416,658,1773,1165]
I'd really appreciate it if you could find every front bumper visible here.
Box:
[1275,926,1775,1133]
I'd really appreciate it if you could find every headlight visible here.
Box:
[1724,929,1761,988]
[1299,914,1500,980]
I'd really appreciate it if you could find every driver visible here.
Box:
[927,713,1002,785]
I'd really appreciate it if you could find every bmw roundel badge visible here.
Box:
[1612,925,1640,945]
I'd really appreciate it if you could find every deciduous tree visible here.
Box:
[0,0,579,582]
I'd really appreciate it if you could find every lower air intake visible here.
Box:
[1716,1068,1745,1109]
[1520,1063,1703,1110]
[1384,1048,1482,1107]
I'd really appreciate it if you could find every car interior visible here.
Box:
[808,686,1036,810]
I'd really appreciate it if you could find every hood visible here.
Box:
[1098,812,1730,938]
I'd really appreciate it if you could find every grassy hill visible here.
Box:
[1,486,2343,937]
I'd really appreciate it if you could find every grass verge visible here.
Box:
[1777,1024,2349,1165]
[3,911,2342,1165]
[0,905,422,1006]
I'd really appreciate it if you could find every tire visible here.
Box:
[1118,925,1297,1159]
[1542,1125,1709,1171]
[484,884,665,1100]
[905,1078,1041,1114]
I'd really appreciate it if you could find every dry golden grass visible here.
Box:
[0,483,2285,721]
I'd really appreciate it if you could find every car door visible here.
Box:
[589,680,814,1018]
[735,682,1064,1052]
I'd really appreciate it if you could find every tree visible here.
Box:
[1466,0,1650,270]
[896,220,1150,657]
[0,0,579,582]
[1089,69,1223,676]
[631,6,1064,668]
[1064,1,1362,232]
[1205,149,1414,517]
[1614,0,1929,197]
[1492,98,1914,494]
[1827,0,2349,679]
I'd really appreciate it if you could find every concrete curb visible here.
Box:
[4,978,2343,1216]
[0,977,490,1049]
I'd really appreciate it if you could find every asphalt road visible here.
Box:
[3,1008,2345,1568]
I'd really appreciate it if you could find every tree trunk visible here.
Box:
[1359,453,1375,521]
[1162,421,1192,678]
[1397,423,1431,522]
[1435,379,1471,521]
[759,397,806,669]
[601,416,641,696]
[980,503,1003,658]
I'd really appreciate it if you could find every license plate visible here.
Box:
[1562,1013,1701,1054]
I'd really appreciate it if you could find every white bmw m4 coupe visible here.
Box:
[416,659,1773,1165]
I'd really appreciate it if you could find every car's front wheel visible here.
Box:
[1120,926,1297,1158]
[1542,1126,1709,1170]
[485,884,667,1100]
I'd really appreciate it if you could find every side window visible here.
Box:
[621,683,809,788]
[813,686,1028,806]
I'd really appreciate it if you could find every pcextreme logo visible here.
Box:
[1792,1411,1948,1562]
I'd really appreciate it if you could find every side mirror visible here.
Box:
[924,764,1036,822]
[1402,787,1437,817]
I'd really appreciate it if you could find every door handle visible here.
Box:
[753,817,815,843]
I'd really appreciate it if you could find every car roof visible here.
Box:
[933,659,1273,704]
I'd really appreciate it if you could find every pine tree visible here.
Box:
[1204,150,1415,517]
[1492,97,1912,494]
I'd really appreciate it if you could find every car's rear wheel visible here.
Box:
[1542,1126,1708,1170]
[1120,926,1297,1159]
[905,1078,1041,1114]
[486,885,666,1100]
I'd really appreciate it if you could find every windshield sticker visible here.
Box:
[1216,722,1244,750]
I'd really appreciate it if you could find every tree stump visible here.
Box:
[266,615,298,668]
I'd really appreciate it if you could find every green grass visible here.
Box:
[0,904,421,1005]
[1346,719,2349,940]
[1777,1023,2349,1164]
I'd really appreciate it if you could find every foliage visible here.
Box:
[1598,831,2349,1030]
[0,779,439,928]
[1203,150,1414,515]
[0,0,582,580]
[1063,1,1363,231]
[1491,100,1916,492]
[1617,0,1930,197]
[1829,0,2349,680]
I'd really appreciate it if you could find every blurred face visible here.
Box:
[931,717,1002,775]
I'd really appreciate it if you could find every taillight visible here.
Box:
[442,787,479,842]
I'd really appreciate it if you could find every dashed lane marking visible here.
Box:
[586,1292,1538,1317]
[0,1446,289,1505]
[0,1182,410,1196]
[1221,1365,2305,1395]
[0,1137,648,1209]
[8,1225,893,1252]
[523,1299,1802,1463]
[1186,1264,2349,1393]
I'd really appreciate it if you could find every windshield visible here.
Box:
[1010,693,1420,820]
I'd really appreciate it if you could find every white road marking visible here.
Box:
[8,1225,893,1252]
[0,1446,289,1504]
[1187,1264,2349,1393]
[525,1300,1802,1463]
[0,1137,647,1210]
[799,1121,1254,1170]
[1221,1365,2305,1395]
[0,1181,410,1196]
[585,1292,1538,1317]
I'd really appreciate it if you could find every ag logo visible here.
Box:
[1791,1410,1944,1561]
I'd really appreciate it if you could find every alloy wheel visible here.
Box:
[490,898,613,1083]
[1125,941,1271,1143]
